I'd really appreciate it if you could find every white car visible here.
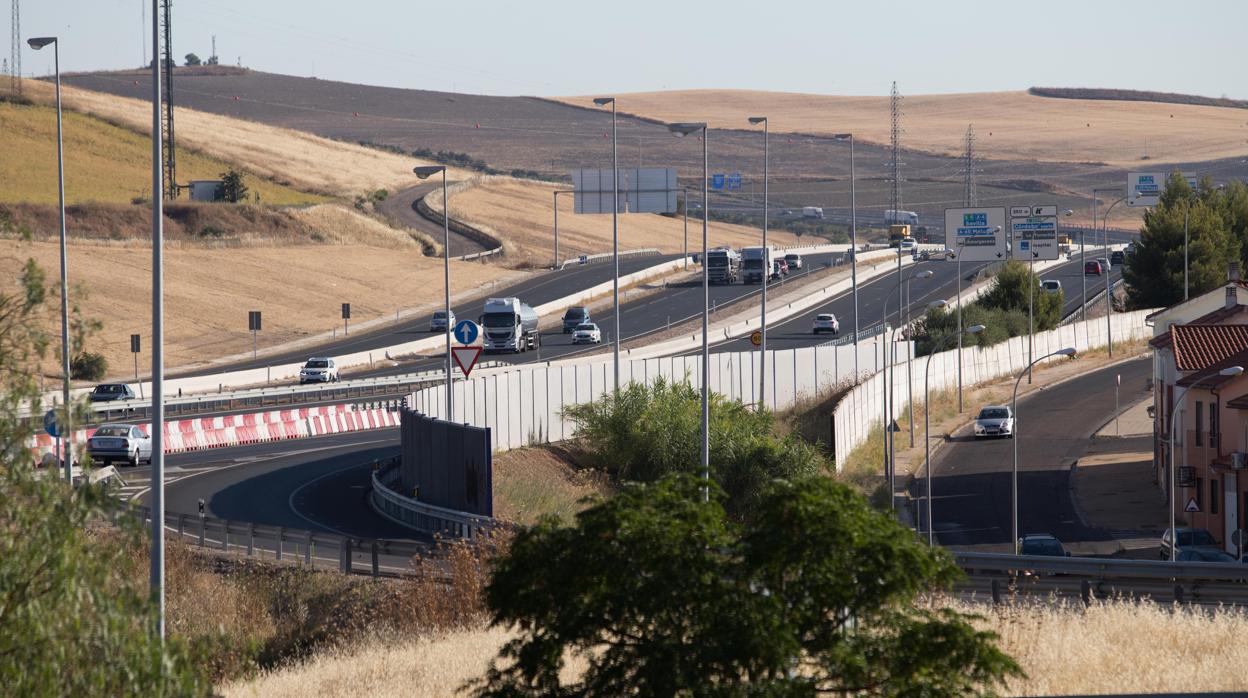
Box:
[571,322,602,344]
[784,253,803,270]
[299,357,340,384]
[899,237,917,253]
[974,405,1014,439]
[1041,279,1062,294]
[812,313,840,335]
[1096,257,1111,272]
[430,309,455,332]
[87,423,152,467]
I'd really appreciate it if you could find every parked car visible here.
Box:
[1110,250,1125,266]
[1040,279,1062,294]
[1097,256,1112,272]
[571,322,602,345]
[562,306,590,333]
[973,405,1014,438]
[1084,260,1103,275]
[1018,533,1070,557]
[812,313,840,335]
[299,357,339,384]
[89,383,136,403]
[1160,527,1221,560]
[430,309,456,332]
[784,253,803,270]
[87,423,152,467]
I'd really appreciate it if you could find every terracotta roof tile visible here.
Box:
[1172,324,1248,371]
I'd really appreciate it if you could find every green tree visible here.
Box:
[978,259,1063,330]
[219,168,249,203]
[474,474,1021,697]
[184,52,202,66]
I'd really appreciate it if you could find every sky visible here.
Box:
[12,0,1247,99]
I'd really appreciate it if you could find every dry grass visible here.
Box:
[431,177,805,267]
[0,99,323,205]
[18,78,464,198]
[552,90,1248,167]
[491,445,608,526]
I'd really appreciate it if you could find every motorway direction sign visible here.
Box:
[453,319,480,345]
[571,168,678,214]
[452,346,483,377]
[944,207,1007,262]
[43,409,60,438]
[712,173,726,190]
[1010,205,1060,261]
[1128,172,1198,207]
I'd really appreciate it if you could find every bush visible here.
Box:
[198,224,225,238]
[70,350,108,381]
[370,189,389,202]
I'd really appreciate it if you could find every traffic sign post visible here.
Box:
[130,333,141,392]
[749,330,762,347]
[452,346,483,377]
[44,409,60,438]
[248,310,262,359]
[453,319,480,346]
[1185,497,1200,514]
[1009,205,1059,261]
[944,207,1007,262]
[341,303,351,336]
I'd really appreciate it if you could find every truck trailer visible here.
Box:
[706,247,741,284]
[740,246,776,284]
[481,297,540,353]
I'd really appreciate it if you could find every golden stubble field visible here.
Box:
[553,90,1248,167]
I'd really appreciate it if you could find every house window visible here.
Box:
[1212,479,1220,516]
[1197,477,1204,510]
[1211,402,1220,450]
[1196,401,1204,446]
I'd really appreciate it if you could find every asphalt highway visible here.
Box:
[375,182,492,258]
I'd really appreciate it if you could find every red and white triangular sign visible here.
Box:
[452,346,483,377]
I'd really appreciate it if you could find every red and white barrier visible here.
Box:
[27,405,400,464]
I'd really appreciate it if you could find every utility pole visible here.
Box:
[159,0,176,199]
[9,0,20,96]
[963,124,976,207]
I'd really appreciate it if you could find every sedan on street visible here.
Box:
[812,314,841,335]
[571,323,602,345]
[87,423,152,467]
[974,405,1014,438]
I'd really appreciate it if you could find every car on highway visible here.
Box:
[812,313,840,335]
[1084,260,1103,275]
[430,309,455,333]
[562,306,590,333]
[784,253,803,270]
[1040,279,1062,294]
[771,258,789,280]
[912,249,931,261]
[87,423,152,467]
[299,357,339,384]
[973,405,1014,438]
[1018,534,1070,557]
[1097,256,1112,272]
[88,383,136,403]
[1160,527,1221,560]
[571,322,602,345]
[1110,250,1125,266]
[899,237,917,253]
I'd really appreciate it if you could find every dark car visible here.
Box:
[1110,250,1125,266]
[1176,549,1238,563]
[1018,534,1070,557]
[562,306,590,333]
[1160,527,1220,560]
[1084,260,1103,276]
[88,383,136,403]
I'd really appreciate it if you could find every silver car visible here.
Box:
[812,313,840,334]
[974,405,1014,438]
[571,322,602,344]
[87,423,152,466]
[430,309,455,332]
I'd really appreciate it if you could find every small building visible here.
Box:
[187,179,224,202]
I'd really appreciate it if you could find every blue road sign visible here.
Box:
[727,173,742,190]
[44,409,60,438]
[454,319,479,345]
[711,173,725,190]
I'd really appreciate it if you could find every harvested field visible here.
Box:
[432,177,804,267]
[552,89,1248,167]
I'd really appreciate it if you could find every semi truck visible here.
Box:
[706,247,741,284]
[481,297,540,353]
[802,206,825,219]
[884,210,919,226]
[740,245,776,284]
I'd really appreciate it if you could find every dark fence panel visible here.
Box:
[399,407,492,516]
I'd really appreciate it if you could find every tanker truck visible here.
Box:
[481,297,540,353]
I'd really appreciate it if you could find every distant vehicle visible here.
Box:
[974,405,1014,439]
[299,357,339,384]
[888,224,911,247]
[430,309,456,333]
[781,209,793,216]
[89,383,135,403]
[912,249,931,261]
[707,248,742,284]
[1096,257,1111,272]
[482,297,540,353]
[884,209,920,226]
[1160,527,1221,560]
[812,313,840,335]
[562,306,590,333]
[1041,279,1062,294]
[784,253,803,270]
[741,246,777,284]
[771,258,789,281]
[571,322,602,345]
[87,423,152,467]
[1018,534,1070,557]
[802,206,824,219]
[899,237,917,253]
[1110,250,1125,266]
[1084,260,1103,276]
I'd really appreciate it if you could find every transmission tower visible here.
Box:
[160,0,177,199]
[963,124,976,207]
[10,0,20,96]
[889,81,902,217]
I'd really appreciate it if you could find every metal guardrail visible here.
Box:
[369,459,497,539]
[559,247,661,270]
[822,321,887,347]
[1060,278,1125,326]
[955,551,1248,583]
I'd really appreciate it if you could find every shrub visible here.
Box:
[198,224,225,238]
[70,350,108,381]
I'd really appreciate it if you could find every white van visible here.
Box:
[802,206,824,219]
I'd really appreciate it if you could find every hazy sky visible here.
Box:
[14,0,1247,98]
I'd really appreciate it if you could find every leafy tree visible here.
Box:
[70,350,108,381]
[474,474,1021,697]
[563,378,825,518]
[977,259,1063,330]
[184,52,202,66]
[206,54,219,66]
[219,168,249,203]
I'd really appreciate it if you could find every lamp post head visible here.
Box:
[1220,366,1245,378]
[27,36,57,50]
[967,324,986,335]
[592,97,615,107]
[668,122,707,138]
[1055,347,1076,357]
[747,116,767,125]
[412,165,446,180]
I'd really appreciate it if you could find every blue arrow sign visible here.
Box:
[453,319,479,345]
[44,409,60,438]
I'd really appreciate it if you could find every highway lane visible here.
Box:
[923,356,1152,549]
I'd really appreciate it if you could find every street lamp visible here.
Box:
[748,116,769,409]
[670,121,710,500]
[948,225,999,412]
[414,165,452,421]
[1169,365,1244,561]
[1093,188,1124,356]
[28,36,71,482]
[924,323,986,545]
[882,269,934,497]
[1012,347,1077,553]
[833,133,859,378]
[593,97,621,395]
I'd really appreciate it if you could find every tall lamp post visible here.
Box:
[1092,188,1123,356]
[1012,347,1077,553]
[924,323,986,545]
[950,225,998,412]
[1169,365,1244,561]
[28,36,71,481]
[1099,195,1127,357]
[552,189,572,269]
[833,133,859,378]
[670,122,710,500]
[593,97,621,394]
[748,116,769,409]
[882,269,934,497]
[414,166,452,421]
